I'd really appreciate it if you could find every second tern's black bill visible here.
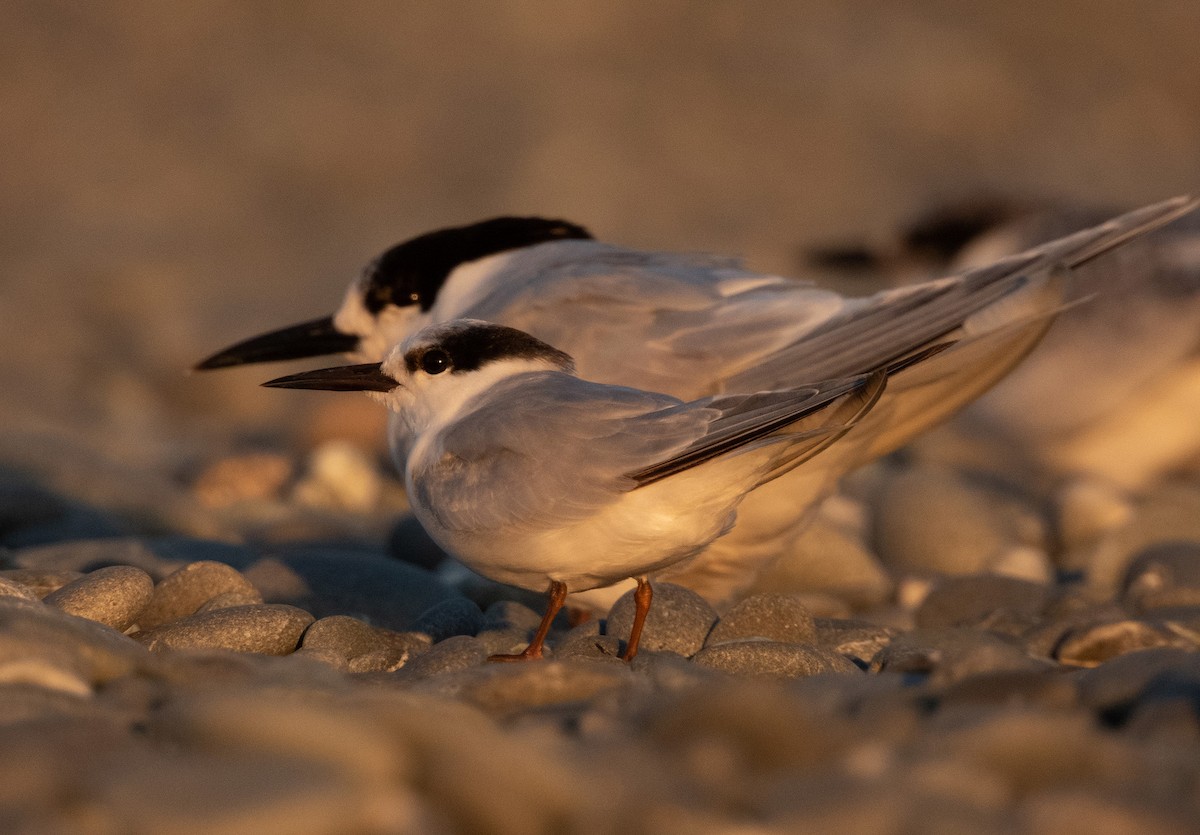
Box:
[261,363,399,393]
[195,316,359,370]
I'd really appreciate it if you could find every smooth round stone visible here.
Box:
[0,598,147,685]
[241,550,458,632]
[1077,648,1200,714]
[138,604,314,655]
[706,594,816,646]
[11,538,174,576]
[553,621,624,662]
[411,597,484,643]
[914,574,1051,633]
[195,590,265,614]
[0,577,38,601]
[445,660,633,716]
[1121,542,1200,612]
[394,635,488,680]
[606,583,717,658]
[812,618,896,665]
[1054,619,1188,667]
[43,566,154,631]
[139,561,262,629]
[0,568,83,598]
[745,513,893,608]
[300,615,429,672]
[692,641,861,678]
[932,668,1080,710]
[871,465,1046,577]
[480,600,548,633]
[1055,477,1134,551]
[1084,481,1200,594]
[871,628,1047,685]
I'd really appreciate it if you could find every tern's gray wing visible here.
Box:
[726,196,1199,392]
[626,371,886,487]
[413,372,711,533]
[456,240,845,397]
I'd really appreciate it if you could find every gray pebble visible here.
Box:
[915,574,1051,633]
[1055,619,1193,667]
[872,465,1047,577]
[441,659,633,717]
[138,604,314,655]
[476,627,540,657]
[932,668,1080,710]
[43,566,154,631]
[1077,648,1200,714]
[1084,481,1200,595]
[744,512,893,608]
[394,635,488,679]
[411,597,484,642]
[553,621,623,662]
[0,597,147,686]
[692,641,862,678]
[1121,541,1200,612]
[0,568,83,598]
[706,593,816,646]
[871,627,1048,685]
[195,590,265,613]
[11,537,178,578]
[0,576,38,601]
[241,549,457,632]
[481,599,548,633]
[606,583,717,658]
[139,560,262,629]
[812,618,896,664]
[300,615,428,672]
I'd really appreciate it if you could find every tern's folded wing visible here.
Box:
[727,195,1199,392]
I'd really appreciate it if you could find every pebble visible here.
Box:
[606,583,717,658]
[195,589,266,613]
[410,597,484,643]
[1054,619,1191,667]
[137,604,315,655]
[871,627,1048,685]
[241,549,458,632]
[0,568,83,598]
[871,465,1046,577]
[299,615,429,672]
[1083,481,1200,594]
[394,635,489,680]
[42,565,154,631]
[1020,788,1197,835]
[0,576,38,601]
[914,574,1051,633]
[705,593,816,645]
[11,537,176,577]
[1121,541,1200,612]
[692,641,862,678]
[1076,648,1200,717]
[0,597,147,686]
[744,512,894,607]
[139,560,263,629]
[553,621,624,661]
[438,660,633,718]
[812,618,896,664]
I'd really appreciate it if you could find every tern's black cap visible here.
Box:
[363,216,592,314]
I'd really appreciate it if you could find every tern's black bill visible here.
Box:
[262,363,399,393]
[194,316,360,370]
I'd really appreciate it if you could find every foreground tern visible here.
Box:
[264,319,905,659]
[202,197,1198,608]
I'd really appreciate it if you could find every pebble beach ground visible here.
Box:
[1,445,1199,833]
[6,4,1200,833]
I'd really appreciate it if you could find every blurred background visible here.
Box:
[3,0,1199,540]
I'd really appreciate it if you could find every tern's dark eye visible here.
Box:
[420,349,450,375]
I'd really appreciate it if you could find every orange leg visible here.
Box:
[488,580,568,662]
[621,578,653,661]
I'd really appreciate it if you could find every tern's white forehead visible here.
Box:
[383,319,575,378]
